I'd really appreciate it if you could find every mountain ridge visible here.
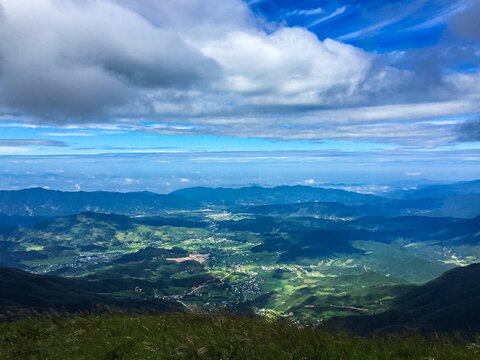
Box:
[0,187,198,217]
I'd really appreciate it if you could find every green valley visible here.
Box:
[2,185,480,326]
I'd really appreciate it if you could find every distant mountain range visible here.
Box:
[1,181,480,220]
[0,188,197,217]
[171,185,379,206]
[394,180,480,199]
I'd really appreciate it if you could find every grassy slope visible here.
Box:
[1,313,479,360]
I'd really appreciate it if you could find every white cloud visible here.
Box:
[308,6,347,28]
[288,7,324,17]
[0,146,29,154]
[202,28,371,99]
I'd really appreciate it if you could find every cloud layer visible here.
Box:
[0,139,67,147]
[0,0,479,146]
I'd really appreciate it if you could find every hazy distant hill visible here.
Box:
[349,215,480,244]
[244,201,361,219]
[0,188,198,217]
[2,185,480,220]
[173,185,480,218]
[427,193,480,218]
[171,185,379,206]
[396,180,480,199]
[356,194,480,218]
[341,263,480,333]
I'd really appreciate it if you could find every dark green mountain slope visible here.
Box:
[252,229,362,263]
[0,214,46,228]
[78,246,215,296]
[0,188,198,217]
[0,266,181,318]
[1,212,139,267]
[340,263,480,333]
[0,267,106,313]
[0,212,211,274]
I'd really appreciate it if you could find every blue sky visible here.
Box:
[250,0,468,51]
[0,0,479,192]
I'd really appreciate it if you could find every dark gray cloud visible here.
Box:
[0,0,220,120]
[450,0,480,40]
[456,117,480,142]
[0,139,68,147]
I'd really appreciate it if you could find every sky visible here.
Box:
[0,0,479,192]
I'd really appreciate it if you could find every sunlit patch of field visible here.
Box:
[206,212,250,221]
[166,253,210,264]
[25,245,44,251]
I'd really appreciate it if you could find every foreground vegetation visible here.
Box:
[1,313,479,360]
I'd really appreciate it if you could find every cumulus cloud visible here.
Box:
[202,28,371,98]
[0,0,478,146]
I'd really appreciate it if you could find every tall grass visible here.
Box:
[0,313,478,360]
